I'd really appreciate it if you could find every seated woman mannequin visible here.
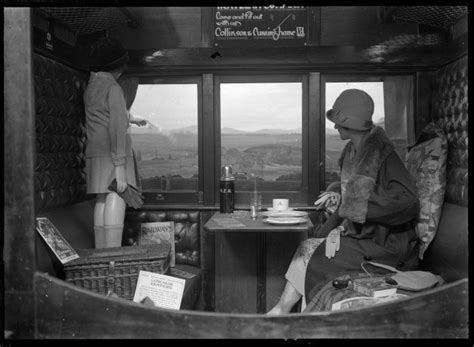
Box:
[84,37,144,248]
[268,89,420,314]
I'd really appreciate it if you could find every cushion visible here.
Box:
[405,123,448,259]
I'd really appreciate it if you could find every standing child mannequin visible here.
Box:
[84,37,140,248]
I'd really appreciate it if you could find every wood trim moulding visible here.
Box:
[34,272,468,338]
[5,8,37,339]
[127,44,454,73]
[136,45,451,65]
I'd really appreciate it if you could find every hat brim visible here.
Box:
[326,109,373,131]
[89,52,129,72]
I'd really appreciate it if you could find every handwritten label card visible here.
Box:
[133,271,185,310]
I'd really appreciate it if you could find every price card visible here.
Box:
[133,271,185,310]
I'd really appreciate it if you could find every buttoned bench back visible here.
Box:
[123,210,205,309]
[36,204,208,310]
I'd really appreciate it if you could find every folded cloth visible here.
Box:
[108,179,144,209]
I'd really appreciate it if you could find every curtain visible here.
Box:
[117,75,139,111]
[382,76,415,160]
[117,74,141,191]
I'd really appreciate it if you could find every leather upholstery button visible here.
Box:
[396,261,405,269]
[363,255,372,261]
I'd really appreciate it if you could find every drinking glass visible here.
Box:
[250,192,262,217]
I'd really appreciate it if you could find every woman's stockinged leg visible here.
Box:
[103,192,126,248]
[267,281,302,315]
[267,238,323,315]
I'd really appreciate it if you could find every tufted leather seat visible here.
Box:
[33,53,88,212]
[124,210,202,310]
[124,211,200,266]
[431,55,468,206]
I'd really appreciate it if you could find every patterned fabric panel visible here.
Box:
[406,123,448,259]
[124,211,200,267]
[34,54,89,211]
[431,56,468,206]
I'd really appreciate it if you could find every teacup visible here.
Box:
[272,199,289,211]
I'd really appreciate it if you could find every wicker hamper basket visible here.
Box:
[64,244,170,300]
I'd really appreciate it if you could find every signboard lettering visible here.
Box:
[214,6,308,47]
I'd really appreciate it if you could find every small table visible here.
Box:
[204,211,313,313]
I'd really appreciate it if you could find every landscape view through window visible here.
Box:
[129,82,384,192]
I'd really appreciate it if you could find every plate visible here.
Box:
[261,210,308,218]
[264,217,308,225]
[267,207,295,212]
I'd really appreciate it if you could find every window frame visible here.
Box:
[133,75,204,205]
[213,74,311,207]
[320,73,416,189]
[129,72,415,208]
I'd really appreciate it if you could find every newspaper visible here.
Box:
[133,271,185,310]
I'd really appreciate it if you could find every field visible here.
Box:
[131,133,345,185]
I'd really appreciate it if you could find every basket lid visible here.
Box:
[63,244,170,267]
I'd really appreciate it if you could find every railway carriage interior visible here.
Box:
[4,5,469,339]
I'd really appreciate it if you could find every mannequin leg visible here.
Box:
[103,192,126,248]
[267,281,302,315]
[93,194,107,248]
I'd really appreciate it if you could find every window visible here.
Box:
[323,76,414,189]
[129,82,200,193]
[127,73,413,208]
[216,75,308,205]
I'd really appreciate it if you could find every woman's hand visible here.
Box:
[114,165,128,193]
[130,115,149,127]
[314,191,341,214]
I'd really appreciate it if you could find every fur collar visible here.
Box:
[338,126,395,224]
[339,126,394,179]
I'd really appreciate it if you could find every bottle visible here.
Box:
[220,165,235,213]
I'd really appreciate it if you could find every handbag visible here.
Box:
[108,179,144,209]
[362,261,440,292]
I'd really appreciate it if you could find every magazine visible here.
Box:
[331,293,408,311]
[140,221,175,267]
[35,217,80,264]
[352,276,397,298]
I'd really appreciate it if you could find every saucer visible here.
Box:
[267,207,294,212]
[261,210,308,218]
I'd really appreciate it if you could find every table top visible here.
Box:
[204,211,313,232]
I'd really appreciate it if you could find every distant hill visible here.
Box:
[169,125,198,134]
[254,128,300,134]
[221,127,248,135]
[130,122,161,134]
[132,124,342,136]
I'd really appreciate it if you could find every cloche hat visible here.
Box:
[88,37,129,72]
[326,89,374,131]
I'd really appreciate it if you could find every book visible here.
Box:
[140,221,175,267]
[35,217,80,264]
[331,293,408,311]
[133,270,186,310]
[352,276,398,298]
